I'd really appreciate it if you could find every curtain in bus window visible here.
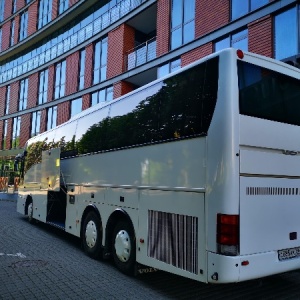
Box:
[238,61,300,126]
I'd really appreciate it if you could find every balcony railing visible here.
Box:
[126,37,156,71]
[0,0,148,84]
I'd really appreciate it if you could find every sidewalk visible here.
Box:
[0,189,18,201]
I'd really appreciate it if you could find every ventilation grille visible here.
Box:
[246,187,300,196]
[147,210,198,274]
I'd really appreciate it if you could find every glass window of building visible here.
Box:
[2,120,7,149]
[0,0,4,22]
[91,86,113,106]
[158,58,181,78]
[231,0,269,20]
[78,49,85,90]
[47,106,57,130]
[12,117,21,148]
[19,78,28,111]
[0,0,137,85]
[10,19,15,47]
[93,38,108,84]
[12,0,17,14]
[19,10,28,41]
[5,85,10,115]
[54,60,66,99]
[215,29,248,52]
[38,69,48,105]
[38,0,53,29]
[171,0,195,50]
[71,98,82,117]
[31,111,41,137]
[58,0,68,15]
[274,7,298,60]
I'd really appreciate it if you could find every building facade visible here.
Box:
[0,0,297,180]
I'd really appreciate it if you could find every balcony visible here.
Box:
[126,37,156,71]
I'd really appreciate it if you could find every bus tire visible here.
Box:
[112,220,136,275]
[27,200,34,224]
[82,211,102,259]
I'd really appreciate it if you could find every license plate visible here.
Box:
[278,247,300,261]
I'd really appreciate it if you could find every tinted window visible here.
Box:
[76,57,219,154]
[238,61,300,126]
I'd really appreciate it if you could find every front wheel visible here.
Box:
[112,220,136,275]
[82,211,102,259]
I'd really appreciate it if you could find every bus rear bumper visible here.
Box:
[207,250,300,283]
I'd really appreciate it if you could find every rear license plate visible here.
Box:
[278,247,300,261]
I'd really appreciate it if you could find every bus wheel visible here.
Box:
[112,220,136,275]
[82,211,102,259]
[27,201,34,223]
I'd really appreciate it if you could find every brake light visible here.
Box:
[217,214,239,256]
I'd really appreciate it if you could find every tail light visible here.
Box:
[217,214,239,256]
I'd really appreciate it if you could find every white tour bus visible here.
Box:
[17,48,300,283]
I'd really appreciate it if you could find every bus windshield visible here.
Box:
[238,61,300,126]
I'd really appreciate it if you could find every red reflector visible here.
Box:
[236,49,244,59]
[241,260,249,266]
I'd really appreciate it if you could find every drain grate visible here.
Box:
[11,260,48,268]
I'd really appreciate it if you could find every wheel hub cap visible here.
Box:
[115,230,131,262]
[28,203,33,218]
[85,220,97,248]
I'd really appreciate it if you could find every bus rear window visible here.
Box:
[238,61,300,126]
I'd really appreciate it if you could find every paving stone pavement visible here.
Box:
[2,197,300,299]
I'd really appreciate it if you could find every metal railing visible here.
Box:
[0,0,147,84]
[126,37,156,71]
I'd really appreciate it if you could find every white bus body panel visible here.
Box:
[137,190,206,282]
[60,138,205,190]
[62,137,206,248]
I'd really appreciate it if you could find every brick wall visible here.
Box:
[57,102,70,125]
[28,1,38,36]
[181,43,213,67]
[28,73,38,109]
[52,0,58,20]
[2,21,10,51]
[47,65,55,102]
[4,0,12,20]
[40,109,47,133]
[69,0,80,6]
[0,121,3,150]
[156,0,170,57]
[9,82,19,114]
[0,87,6,117]
[66,52,79,95]
[17,0,25,12]
[113,81,134,99]
[248,15,273,58]
[107,24,135,79]
[13,15,20,45]
[6,119,12,149]
[196,0,229,38]
[82,94,91,110]
[20,113,30,147]
[84,44,93,89]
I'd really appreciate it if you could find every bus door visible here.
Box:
[41,148,66,229]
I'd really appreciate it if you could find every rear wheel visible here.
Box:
[27,201,33,223]
[112,220,136,275]
[82,211,102,259]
